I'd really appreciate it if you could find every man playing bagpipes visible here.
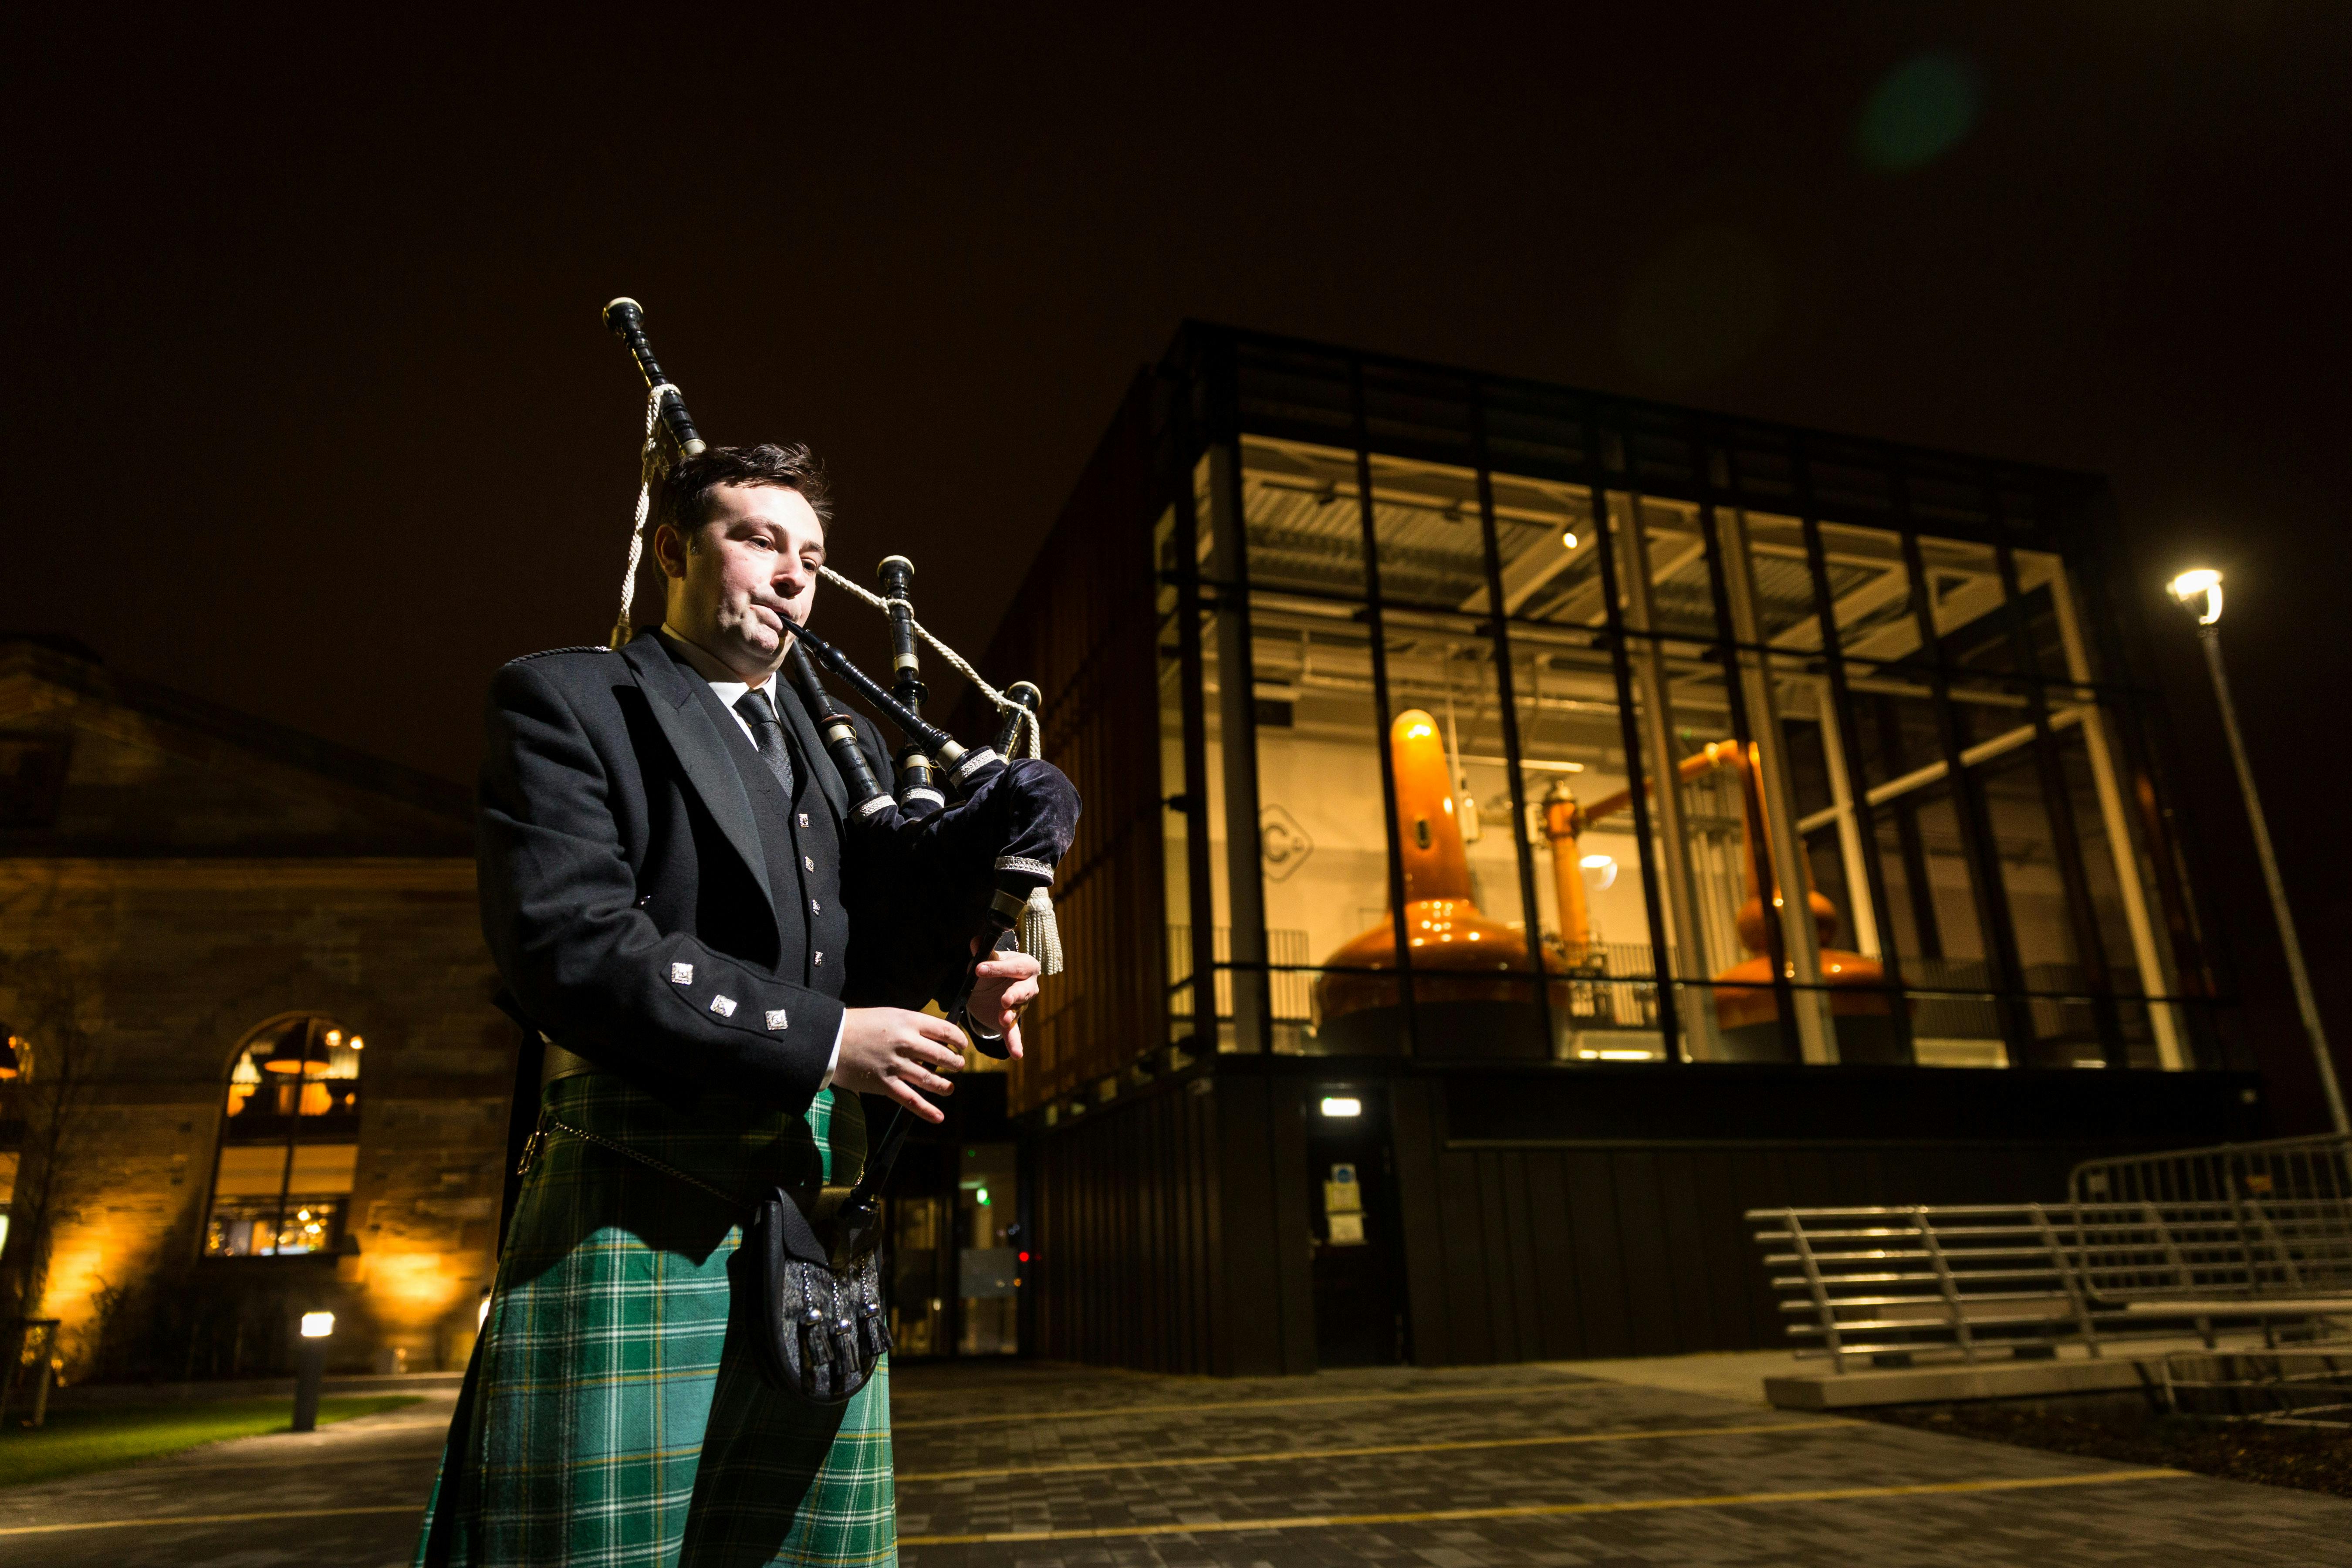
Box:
[417,310,1078,1567]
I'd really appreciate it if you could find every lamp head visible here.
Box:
[258,1021,328,1076]
[2168,568,2223,626]
[300,1311,335,1338]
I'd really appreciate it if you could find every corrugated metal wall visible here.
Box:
[1026,1072,1315,1376]
[967,375,1170,1116]
[1393,1077,2110,1362]
[1025,1063,2262,1372]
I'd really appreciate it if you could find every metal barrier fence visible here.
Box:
[2156,1346,2352,1428]
[1747,1203,2344,1373]
[2068,1134,2352,1307]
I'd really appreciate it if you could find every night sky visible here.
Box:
[10,9,2348,1113]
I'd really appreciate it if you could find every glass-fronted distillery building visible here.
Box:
[969,324,2264,1375]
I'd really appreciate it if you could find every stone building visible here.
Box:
[0,635,513,1379]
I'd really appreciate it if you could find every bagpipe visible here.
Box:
[600,298,1079,1398]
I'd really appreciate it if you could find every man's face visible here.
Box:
[657,483,825,679]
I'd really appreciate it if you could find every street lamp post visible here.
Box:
[2168,569,2349,1135]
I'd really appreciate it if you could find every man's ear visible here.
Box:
[652,521,690,581]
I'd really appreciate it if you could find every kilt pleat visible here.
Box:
[416,1078,896,1567]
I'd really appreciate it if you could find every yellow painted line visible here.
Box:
[0,1503,420,1538]
[895,1383,1592,1432]
[899,1467,2186,1545]
[900,1419,1851,1482]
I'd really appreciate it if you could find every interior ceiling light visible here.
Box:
[1561,530,1579,550]
[260,1027,328,1076]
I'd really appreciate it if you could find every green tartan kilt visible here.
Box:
[415,1077,896,1568]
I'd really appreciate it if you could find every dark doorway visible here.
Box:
[883,1072,1022,1360]
[1303,1084,1407,1368]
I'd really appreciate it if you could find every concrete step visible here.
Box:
[1764,1354,2156,1409]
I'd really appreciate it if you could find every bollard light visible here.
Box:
[291,1311,331,1432]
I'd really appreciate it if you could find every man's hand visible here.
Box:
[834,1008,967,1123]
[969,943,1042,1061]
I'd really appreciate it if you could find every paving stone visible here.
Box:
[891,1360,2352,1567]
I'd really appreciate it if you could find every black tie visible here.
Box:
[733,689,796,800]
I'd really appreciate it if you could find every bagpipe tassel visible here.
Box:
[1020,885,1065,977]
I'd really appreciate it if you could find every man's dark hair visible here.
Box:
[652,442,832,544]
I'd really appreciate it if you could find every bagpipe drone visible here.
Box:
[601,297,1079,1400]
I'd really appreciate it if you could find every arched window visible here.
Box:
[203,1014,363,1258]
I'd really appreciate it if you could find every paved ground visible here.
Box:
[4,1361,2349,1565]
[0,1390,451,1566]
[887,1361,2352,1567]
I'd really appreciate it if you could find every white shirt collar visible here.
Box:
[658,626,776,735]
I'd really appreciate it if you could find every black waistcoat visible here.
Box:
[692,681,852,1006]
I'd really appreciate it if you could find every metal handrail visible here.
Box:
[2069,1135,2352,1308]
[1748,1199,2349,1373]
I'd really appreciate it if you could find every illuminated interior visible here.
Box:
[1159,433,2201,1071]
[886,1142,1021,1358]
[205,1014,362,1256]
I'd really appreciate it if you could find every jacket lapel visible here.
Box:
[621,634,777,914]
[777,663,852,824]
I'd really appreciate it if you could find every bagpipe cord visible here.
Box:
[815,566,1043,761]
[812,567,1061,977]
[607,381,1063,974]
[609,381,678,649]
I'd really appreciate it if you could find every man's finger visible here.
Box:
[891,1078,947,1123]
[912,1012,970,1048]
[910,1039,966,1073]
[1004,1021,1023,1061]
[899,1064,956,1097]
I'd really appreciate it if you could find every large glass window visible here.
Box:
[205,1014,361,1257]
[1148,348,2213,1078]
[1381,611,1541,1059]
[1250,593,1389,1054]
[1509,625,1666,1061]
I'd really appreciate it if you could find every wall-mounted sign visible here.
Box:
[1260,804,1314,882]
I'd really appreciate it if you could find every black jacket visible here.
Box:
[476,629,900,1114]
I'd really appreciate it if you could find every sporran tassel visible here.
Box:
[1019,885,1064,977]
